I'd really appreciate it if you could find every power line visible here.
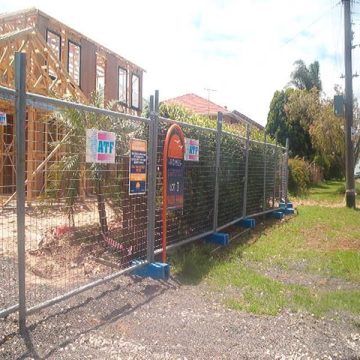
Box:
[280,1,341,48]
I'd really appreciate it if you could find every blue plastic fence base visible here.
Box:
[284,208,295,215]
[277,203,295,215]
[205,232,229,246]
[236,218,256,229]
[272,211,284,219]
[131,261,170,280]
[279,202,293,209]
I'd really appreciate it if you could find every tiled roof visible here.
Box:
[162,93,227,115]
[232,110,264,130]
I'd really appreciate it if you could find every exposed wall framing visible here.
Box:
[0,7,145,202]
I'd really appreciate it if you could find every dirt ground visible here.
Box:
[0,273,359,360]
[0,202,140,310]
[1,201,360,359]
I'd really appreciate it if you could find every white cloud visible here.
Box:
[0,0,354,125]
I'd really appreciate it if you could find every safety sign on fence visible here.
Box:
[0,112,6,125]
[129,139,147,195]
[86,129,116,164]
[165,125,185,210]
[184,138,199,161]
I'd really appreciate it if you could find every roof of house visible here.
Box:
[162,93,264,130]
[162,93,227,115]
[232,110,264,130]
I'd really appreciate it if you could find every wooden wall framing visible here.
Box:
[0,7,145,204]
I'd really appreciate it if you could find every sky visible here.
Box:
[1,0,358,126]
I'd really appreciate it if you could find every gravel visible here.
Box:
[1,274,359,359]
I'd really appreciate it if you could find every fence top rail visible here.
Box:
[0,85,16,99]
[217,129,286,150]
[159,116,217,133]
[222,130,247,141]
[249,136,286,150]
[25,92,150,123]
[0,85,16,94]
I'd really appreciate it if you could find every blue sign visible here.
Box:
[167,157,184,209]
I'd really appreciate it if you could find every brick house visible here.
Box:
[162,93,264,131]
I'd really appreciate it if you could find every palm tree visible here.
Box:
[289,60,322,91]
[46,93,141,235]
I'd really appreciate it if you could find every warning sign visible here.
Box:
[184,138,199,161]
[86,129,116,164]
[129,139,147,195]
[166,131,184,209]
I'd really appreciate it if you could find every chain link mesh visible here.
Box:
[0,86,288,317]
[218,132,246,227]
[0,108,18,312]
[155,120,216,249]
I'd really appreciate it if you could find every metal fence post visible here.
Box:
[213,112,223,231]
[242,124,250,218]
[284,138,289,205]
[263,133,267,212]
[272,135,278,208]
[146,92,158,263]
[15,52,27,334]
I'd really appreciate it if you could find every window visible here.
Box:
[96,54,106,105]
[118,67,127,104]
[46,30,61,78]
[131,73,140,109]
[68,41,81,86]
[46,30,61,60]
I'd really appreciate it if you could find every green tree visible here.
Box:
[284,88,321,158]
[266,88,315,158]
[46,93,140,233]
[290,59,322,91]
[266,89,292,145]
[309,100,345,178]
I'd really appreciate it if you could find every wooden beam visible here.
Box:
[1,131,71,208]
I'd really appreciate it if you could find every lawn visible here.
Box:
[171,180,360,317]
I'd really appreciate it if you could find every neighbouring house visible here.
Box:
[0,8,145,201]
[162,93,264,131]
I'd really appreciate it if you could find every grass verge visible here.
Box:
[171,180,360,317]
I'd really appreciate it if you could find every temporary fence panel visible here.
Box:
[246,140,266,216]
[218,132,246,228]
[273,145,285,205]
[155,119,217,250]
[0,53,289,330]
[0,95,18,315]
[22,97,150,311]
[264,143,277,210]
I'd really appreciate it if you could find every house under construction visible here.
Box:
[0,8,145,203]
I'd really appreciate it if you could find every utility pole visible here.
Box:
[343,0,356,208]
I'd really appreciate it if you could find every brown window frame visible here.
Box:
[96,54,106,105]
[46,29,61,60]
[67,40,81,87]
[131,73,140,110]
[118,66,128,105]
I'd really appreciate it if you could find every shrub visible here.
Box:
[336,182,360,196]
[288,157,311,195]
